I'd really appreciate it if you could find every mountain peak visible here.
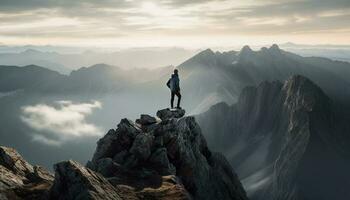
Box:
[1,108,248,200]
[269,44,281,53]
[270,44,280,49]
[283,75,330,112]
[195,48,216,58]
[88,108,248,200]
[240,45,253,53]
[238,45,255,62]
[178,48,217,69]
[22,49,41,54]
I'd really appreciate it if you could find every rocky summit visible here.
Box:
[0,108,248,200]
[88,108,247,200]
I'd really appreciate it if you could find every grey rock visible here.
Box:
[153,135,164,147]
[0,146,53,200]
[95,158,121,177]
[122,154,139,168]
[141,122,160,133]
[89,110,248,200]
[92,118,141,163]
[91,129,119,163]
[156,108,186,120]
[0,165,25,190]
[0,146,34,178]
[149,148,176,175]
[129,133,154,161]
[136,114,158,125]
[113,150,128,164]
[49,160,122,200]
[30,165,54,183]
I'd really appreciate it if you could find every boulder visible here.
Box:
[149,148,176,175]
[0,146,53,200]
[129,133,154,161]
[0,146,34,178]
[95,158,122,177]
[30,165,55,183]
[92,118,141,163]
[49,160,122,200]
[113,150,128,164]
[156,108,186,121]
[136,114,158,125]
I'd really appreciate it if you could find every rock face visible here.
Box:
[49,160,122,200]
[156,108,186,120]
[0,108,248,200]
[197,75,350,200]
[88,109,248,200]
[0,146,53,200]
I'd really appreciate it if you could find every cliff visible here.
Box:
[0,108,248,200]
[197,75,350,200]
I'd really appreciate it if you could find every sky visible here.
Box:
[0,0,349,48]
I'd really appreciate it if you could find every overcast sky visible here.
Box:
[0,0,349,48]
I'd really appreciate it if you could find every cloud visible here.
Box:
[21,100,103,146]
[0,0,349,46]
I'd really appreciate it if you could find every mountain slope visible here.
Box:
[0,109,248,200]
[197,75,350,200]
[88,108,248,200]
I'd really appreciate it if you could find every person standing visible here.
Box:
[167,69,181,109]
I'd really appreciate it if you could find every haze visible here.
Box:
[1,0,350,48]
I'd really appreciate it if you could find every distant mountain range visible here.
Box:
[0,47,197,74]
[1,44,350,75]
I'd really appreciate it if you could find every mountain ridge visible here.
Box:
[197,75,350,199]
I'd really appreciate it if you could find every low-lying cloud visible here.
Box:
[21,100,102,146]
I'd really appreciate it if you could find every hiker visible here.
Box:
[167,69,181,109]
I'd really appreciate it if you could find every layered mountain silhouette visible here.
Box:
[1,44,350,110]
[0,47,194,74]
[0,64,172,93]
[0,109,247,200]
[197,75,350,200]
[177,44,350,111]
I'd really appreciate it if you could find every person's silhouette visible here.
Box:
[166,69,181,109]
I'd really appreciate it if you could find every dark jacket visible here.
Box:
[167,74,180,92]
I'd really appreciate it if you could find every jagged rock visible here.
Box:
[136,114,158,125]
[0,146,34,178]
[0,165,25,189]
[92,118,141,163]
[88,110,248,200]
[156,108,185,120]
[49,160,122,200]
[0,146,53,200]
[114,175,191,200]
[122,154,139,168]
[30,166,54,183]
[149,148,176,175]
[113,150,128,164]
[95,158,122,177]
[129,133,154,161]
